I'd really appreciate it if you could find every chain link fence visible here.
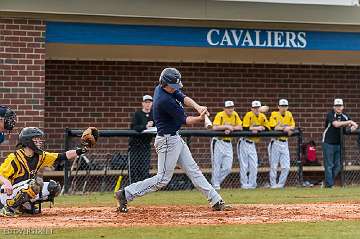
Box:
[58,129,303,194]
[343,129,360,186]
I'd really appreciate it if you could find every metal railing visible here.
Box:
[342,128,360,186]
[61,128,304,194]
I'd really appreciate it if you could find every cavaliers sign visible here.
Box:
[206,29,306,48]
[47,21,360,51]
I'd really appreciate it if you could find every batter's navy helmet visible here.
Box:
[159,68,183,90]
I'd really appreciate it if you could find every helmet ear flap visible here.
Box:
[159,80,167,88]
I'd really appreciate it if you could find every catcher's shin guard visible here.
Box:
[7,178,43,208]
[46,180,61,202]
[18,202,40,215]
[30,180,61,214]
[0,206,18,217]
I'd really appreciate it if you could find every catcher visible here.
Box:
[0,126,98,217]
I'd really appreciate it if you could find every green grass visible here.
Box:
[53,187,360,208]
[3,221,360,239]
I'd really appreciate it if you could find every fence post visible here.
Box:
[186,136,191,150]
[127,151,132,185]
[297,128,304,186]
[63,128,70,194]
[340,128,345,187]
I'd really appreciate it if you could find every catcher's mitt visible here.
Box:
[81,127,99,148]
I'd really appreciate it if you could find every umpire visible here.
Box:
[128,95,154,183]
[322,99,358,188]
[0,106,16,143]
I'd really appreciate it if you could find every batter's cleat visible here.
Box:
[115,190,128,213]
[0,206,18,217]
[212,200,232,211]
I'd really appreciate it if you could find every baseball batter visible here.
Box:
[237,100,269,189]
[211,100,242,190]
[115,67,229,213]
[0,127,90,217]
[268,99,295,189]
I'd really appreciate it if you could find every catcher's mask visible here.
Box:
[0,106,16,131]
[18,127,45,154]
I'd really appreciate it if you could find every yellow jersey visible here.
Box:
[269,111,295,141]
[242,111,269,142]
[0,149,59,185]
[213,111,242,141]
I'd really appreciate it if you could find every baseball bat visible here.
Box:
[114,175,123,193]
[205,115,212,129]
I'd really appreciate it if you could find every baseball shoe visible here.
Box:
[18,205,40,215]
[115,190,128,213]
[0,206,18,217]
[270,184,283,189]
[242,185,256,190]
[212,200,232,211]
[263,183,271,189]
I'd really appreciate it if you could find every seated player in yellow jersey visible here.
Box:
[268,99,295,188]
[0,127,91,217]
[237,100,269,189]
[211,101,242,190]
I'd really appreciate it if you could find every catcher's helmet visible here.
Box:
[18,127,45,154]
[0,106,16,131]
[159,68,183,90]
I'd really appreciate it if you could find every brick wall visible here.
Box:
[45,61,360,163]
[0,18,46,158]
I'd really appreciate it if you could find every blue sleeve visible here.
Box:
[0,133,4,144]
[172,90,186,104]
[162,101,187,125]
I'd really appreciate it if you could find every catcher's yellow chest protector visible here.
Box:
[0,148,59,185]
[12,149,43,183]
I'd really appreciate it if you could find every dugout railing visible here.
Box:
[58,128,304,194]
[341,128,360,186]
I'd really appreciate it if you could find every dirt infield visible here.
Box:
[1,203,360,228]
